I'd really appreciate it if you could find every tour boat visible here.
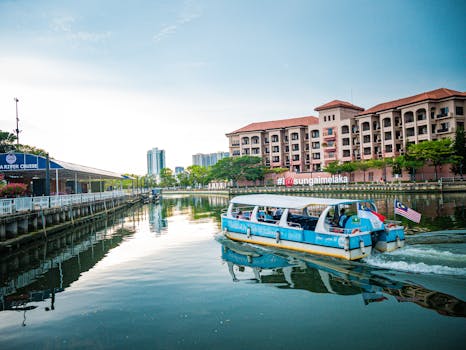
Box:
[221,194,405,261]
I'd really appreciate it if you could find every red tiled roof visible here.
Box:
[227,116,319,135]
[360,88,466,116]
[314,100,364,112]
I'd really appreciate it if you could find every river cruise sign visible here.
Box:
[276,174,348,187]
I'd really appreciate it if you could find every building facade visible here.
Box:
[147,147,166,180]
[192,152,230,167]
[226,88,465,172]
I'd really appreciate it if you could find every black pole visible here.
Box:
[45,153,50,196]
[14,97,20,145]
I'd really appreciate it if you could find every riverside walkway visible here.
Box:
[0,190,146,250]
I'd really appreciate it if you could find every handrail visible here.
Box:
[0,190,137,216]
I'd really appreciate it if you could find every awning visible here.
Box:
[0,153,124,180]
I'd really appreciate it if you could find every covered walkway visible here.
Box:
[0,152,124,195]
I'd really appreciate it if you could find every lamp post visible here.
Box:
[14,98,20,145]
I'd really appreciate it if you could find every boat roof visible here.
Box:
[230,194,364,209]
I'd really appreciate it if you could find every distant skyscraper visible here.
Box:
[175,166,185,175]
[147,148,166,180]
[192,152,229,167]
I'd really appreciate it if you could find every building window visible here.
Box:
[456,106,464,115]
[440,107,449,116]
[272,146,279,152]
[404,112,414,123]
[312,153,320,160]
[343,150,350,157]
[363,147,371,155]
[384,132,392,141]
[341,125,349,134]
[324,116,327,122]
[292,155,300,161]
[271,135,279,142]
[291,132,299,140]
[327,128,333,135]
[383,118,391,127]
[272,156,280,162]
[406,127,415,137]
[362,122,370,131]
[242,137,249,145]
[342,138,350,146]
[363,135,371,143]
[292,144,299,151]
[385,144,393,153]
[311,130,319,138]
[285,146,289,152]
[312,142,320,149]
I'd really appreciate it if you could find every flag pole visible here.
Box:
[394,198,397,221]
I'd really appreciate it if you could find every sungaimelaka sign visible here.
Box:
[277,174,349,187]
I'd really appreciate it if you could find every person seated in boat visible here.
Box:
[237,210,245,219]
[273,208,283,219]
[338,208,348,227]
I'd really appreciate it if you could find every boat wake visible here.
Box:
[364,243,466,276]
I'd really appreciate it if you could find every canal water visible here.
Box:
[1,193,465,349]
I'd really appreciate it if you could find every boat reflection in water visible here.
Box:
[217,235,466,318]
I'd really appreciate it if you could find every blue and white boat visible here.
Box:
[221,194,405,260]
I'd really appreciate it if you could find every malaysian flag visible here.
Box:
[394,199,421,223]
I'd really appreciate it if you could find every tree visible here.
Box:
[355,160,371,182]
[340,162,357,180]
[210,156,264,187]
[407,139,456,180]
[323,161,341,175]
[398,155,424,181]
[0,131,17,153]
[451,127,465,178]
[159,168,177,188]
[186,165,211,187]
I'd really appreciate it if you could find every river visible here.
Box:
[0,193,465,349]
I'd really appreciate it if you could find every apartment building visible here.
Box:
[192,152,230,167]
[354,88,465,160]
[226,88,465,172]
[226,116,319,172]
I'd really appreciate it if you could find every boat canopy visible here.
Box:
[229,194,364,210]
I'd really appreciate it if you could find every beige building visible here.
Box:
[226,88,466,172]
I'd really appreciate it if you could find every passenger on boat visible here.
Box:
[237,210,245,219]
[338,209,348,227]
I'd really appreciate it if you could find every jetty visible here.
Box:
[0,191,146,252]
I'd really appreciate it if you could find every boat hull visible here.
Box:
[223,230,372,261]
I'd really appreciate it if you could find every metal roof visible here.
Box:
[0,153,124,180]
[229,194,363,209]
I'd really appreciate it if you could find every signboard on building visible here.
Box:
[0,153,62,171]
[276,174,348,187]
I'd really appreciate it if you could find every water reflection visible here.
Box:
[148,203,168,233]
[217,235,466,318]
[0,207,141,326]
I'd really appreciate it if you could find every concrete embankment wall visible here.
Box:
[0,195,141,252]
[162,181,466,196]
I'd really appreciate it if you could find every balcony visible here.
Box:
[436,112,452,119]
[437,128,450,134]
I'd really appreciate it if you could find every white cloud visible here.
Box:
[152,0,202,43]
[153,25,178,42]
[50,16,75,32]
[69,31,112,42]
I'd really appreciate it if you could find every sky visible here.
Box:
[0,0,465,175]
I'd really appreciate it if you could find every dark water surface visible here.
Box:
[1,193,465,349]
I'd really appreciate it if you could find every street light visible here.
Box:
[14,97,21,145]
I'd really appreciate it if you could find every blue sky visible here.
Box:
[0,0,465,174]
